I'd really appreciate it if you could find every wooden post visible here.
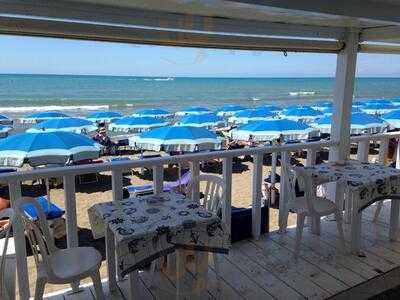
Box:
[252,153,263,240]
[306,148,317,166]
[329,30,359,162]
[222,157,232,236]
[279,151,290,232]
[328,30,359,209]
[9,181,30,300]
[153,165,164,195]
[357,140,370,162]
[63,175,80,292]
[190,161,200,204]
[378,137,389,165]
[111,170,123,203]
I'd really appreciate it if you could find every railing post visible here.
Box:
[306,148,317,166]
[9,181,30,300]
[270,151,278,205]
[396,138,400,169]
[63,175,80,292]
[279,151,290,232]
[222,157,232,236]
[378,137,389,165]
[190,161,200,204]
[357,140,370,162]
[153,165,164,195]
[252,153,263,240]
[111,169,123,203]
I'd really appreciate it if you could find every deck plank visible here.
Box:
[269,231,366,286]
[91,281,125,300]
[117,273,154,300]
[238,239,330,299]
[225,244,303,299]
[252,236,348,295]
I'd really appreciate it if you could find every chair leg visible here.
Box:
[373,201,383,222]
[213,253,222,299]
[294,213,306,260]
[34,277,46,300]
[334,210,346,252]
[91,270,105,300]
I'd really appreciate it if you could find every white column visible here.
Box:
[329,30,359,161]
[222,157,232,236]
[328,30,359,209]
[252,153,263,239]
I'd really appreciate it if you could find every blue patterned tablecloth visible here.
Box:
[88,191,230,277]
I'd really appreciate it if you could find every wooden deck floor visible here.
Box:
[42,202,400,300]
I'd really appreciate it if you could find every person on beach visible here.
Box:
[93,127,116,154]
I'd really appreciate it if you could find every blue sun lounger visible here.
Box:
[23,196,65,221]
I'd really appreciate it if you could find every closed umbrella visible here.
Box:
[27,118,97,134]
[175,106,211,116]
[0,132,102,167]
[129,126,222,152]
[109,116,169,133]
[87,111,122,123]
[312,112,388,134]
[231,119,317,142]
[175,113,225,129]
[20,112,70,124]
[132,109,172,118]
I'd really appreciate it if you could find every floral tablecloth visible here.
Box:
[300,160,400,210]
[88,191,230,277]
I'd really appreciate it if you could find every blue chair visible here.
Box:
[23,196,65,221]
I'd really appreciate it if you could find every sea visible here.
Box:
[0,74,399,119]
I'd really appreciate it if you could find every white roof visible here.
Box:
[1,0,400,52]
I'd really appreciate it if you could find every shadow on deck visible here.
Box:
[41,201,400,300]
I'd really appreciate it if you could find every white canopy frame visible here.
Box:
[3,1,400,299]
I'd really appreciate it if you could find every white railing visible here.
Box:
[1,132,400,300]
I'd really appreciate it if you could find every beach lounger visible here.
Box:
[22,196,65,221]
[127,170,191,196]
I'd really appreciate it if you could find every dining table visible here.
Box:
[294,160,400,254]
[88,191,230,299]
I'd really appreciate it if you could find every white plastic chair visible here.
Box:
[15,197,105,300]
[281,163,346,259]
[186,174,224,292]
[0,208,15,300]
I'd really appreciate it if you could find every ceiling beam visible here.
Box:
[0,16,343,53]
[0,0,344,39]
[360,26,400,43]
[229,0,400,25]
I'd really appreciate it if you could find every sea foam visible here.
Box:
[0,105,109,112]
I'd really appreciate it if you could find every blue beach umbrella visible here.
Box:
[256,105,282,113]
[0,114,12,126]
[20,112,70,124]
[0,132,102,167]
[282,106,323,122]
[132,108,172,118]
[361,102,395,115]
[175,113,225,129]
[311,101,332,111]
[362,99,394,106]
[87,111,122,123]
[216,105,246,117]
[322,106,362,116]
[231,119,317,141]
[27,118,97,134]
[382,109,400,128]
[129,126,222,152]
[312,112,388,134]
[228,108,275,124]
[175,106,211,116]
[108,116,169,133]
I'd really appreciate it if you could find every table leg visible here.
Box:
[128,271,140,300]
[390,200,400,241]
[176,249,186,300]
[350,195,362,254]
[194,252,209,298]
[106,227,117,293]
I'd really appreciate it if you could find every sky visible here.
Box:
[0,35,400,77]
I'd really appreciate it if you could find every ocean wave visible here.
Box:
[289,91,316,96]
[143,77,174,81]
[0,105,109,112]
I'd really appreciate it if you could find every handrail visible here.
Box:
[0,139,336,183]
